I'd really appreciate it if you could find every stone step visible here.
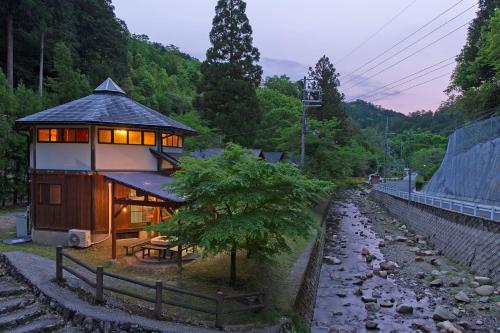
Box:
[0,280,28,297]
[0,304,45,330]
[8,315,65,333]
[0,295,34,315]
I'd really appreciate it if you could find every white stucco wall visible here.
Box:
[34,126,91,170]
[95,144,158,170]
[36,143,91,170]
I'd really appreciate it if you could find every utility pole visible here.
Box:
[300,76,322,170]
[383,114,389,182]
[407,133,413,206]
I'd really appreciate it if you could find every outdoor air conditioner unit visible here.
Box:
[67,229,92,248]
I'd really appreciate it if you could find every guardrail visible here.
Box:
[374,184,500,222]
[55,246,268,329]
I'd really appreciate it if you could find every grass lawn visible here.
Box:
[0,206,322,326]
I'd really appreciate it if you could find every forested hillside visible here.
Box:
[0,0,498,206]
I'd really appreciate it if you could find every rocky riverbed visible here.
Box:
[311,189,500,333]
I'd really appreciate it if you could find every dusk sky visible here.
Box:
[113,0,477,115]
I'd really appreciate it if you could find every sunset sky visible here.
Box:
[113,0,477,114]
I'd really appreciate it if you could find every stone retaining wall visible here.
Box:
[370,190,500,283]
[293,200,332,325]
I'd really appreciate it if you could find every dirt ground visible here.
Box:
[0,209,22,231]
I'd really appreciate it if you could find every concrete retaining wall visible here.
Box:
[293,200,331,325]
[370,190,500,282]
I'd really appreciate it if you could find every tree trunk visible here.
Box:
[6,8,14,89]
[230,243,237,284]
[38,30,44,96]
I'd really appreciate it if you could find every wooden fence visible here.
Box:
[55,246,268,329]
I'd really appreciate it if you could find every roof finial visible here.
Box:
[94,77,126,95]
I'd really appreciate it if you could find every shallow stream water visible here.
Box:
[311,200,436,332]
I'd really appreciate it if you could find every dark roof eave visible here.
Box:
[14,120,197,136]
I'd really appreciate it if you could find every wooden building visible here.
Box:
[15,78,195,259]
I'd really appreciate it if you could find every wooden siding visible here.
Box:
[33,173,159,233]
[33,173,92,231]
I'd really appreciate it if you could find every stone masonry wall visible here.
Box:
[293,200,332,325]
[370,190,500,283]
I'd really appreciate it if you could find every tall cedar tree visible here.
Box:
[308,56,350,144]
[308,56,345,122]
[196,0,262,147]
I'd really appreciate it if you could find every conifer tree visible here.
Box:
[196,0,262,146]
[308,55,345,123]
[47,42,90,104]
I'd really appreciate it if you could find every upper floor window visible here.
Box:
[162,134,183,148]
[98,129,156,146]
[37,128,88,143]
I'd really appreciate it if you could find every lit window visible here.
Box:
[114,130,128,144]
[75,129,89,142]
[38,128,87,143]
[162,134,183,148]
[39,184,61,205]
[38,129,50,142]
[50,129,62,142]
[128,131,142,145]
[143,131,156,146]
[98,129,112,143]
[64,129,75,142]
[131,205,154,224]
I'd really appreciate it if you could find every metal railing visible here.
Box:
[55,246,268,329]
[374,184,500,222]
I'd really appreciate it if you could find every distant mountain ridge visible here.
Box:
[344,100,406,130]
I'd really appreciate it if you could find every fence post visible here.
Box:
[261,287,269,313]
[155,280,163,319]
[491,207,495,220]
[215,291,224,329]
[56,246,63,282]
[96,266,104,304]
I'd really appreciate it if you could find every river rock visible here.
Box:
[430,258,442,266]
[361,296,376,303]
[473,276,492,285]
[475,285,494,296]
[430,279,443,287]
[361,247,370,256]
[454,291,470,303]
[411,322,431,332]
[325,256,342,265]
[378,270,388,278]
[396,304,414,314]
[416,271,425,279]
[365,321,378,330]
[395,236,408,242]
[380,300,394,308]
[433,306,457,321]
[415,256,424,262]
[380,261,398,271]
[365,302,380,312]
[437,320,462,333]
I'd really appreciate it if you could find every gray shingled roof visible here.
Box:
[103,172,184,203]
[262,151,284,164]
[15,78,195,134]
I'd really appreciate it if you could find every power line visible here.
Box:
[367,71,452,103]
[347,57,456,102]
[343,21,470,92]
[334,0,418,66]
[341,0,469,82]
[343,2,476,88]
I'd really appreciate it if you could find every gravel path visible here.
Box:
[311,189,500,333]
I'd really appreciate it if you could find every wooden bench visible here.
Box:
[123,239,150,256]
[141,244,172,260]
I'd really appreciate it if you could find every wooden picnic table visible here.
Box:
[141,244,172,260]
